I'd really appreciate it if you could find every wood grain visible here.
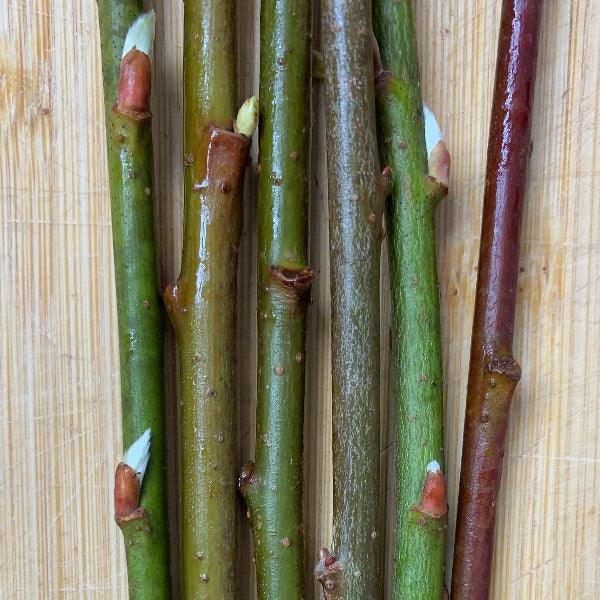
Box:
[0,0,598,598]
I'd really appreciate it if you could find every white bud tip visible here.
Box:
[123,428,151,481]
[234,96,259,137]
[423,104,444,160]
[122,10,156,58]
[426,460,441,473]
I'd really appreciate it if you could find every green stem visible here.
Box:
[98,5,170,598]
[373,1,449,597]
[318,0,385,596]
[163,2,253,597]
[239,1,312,595]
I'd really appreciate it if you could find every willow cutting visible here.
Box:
[163,0,257,596]
[239,0,312,596]
[315,0,388,596]
[98,7,170,598]
[452,1,544,598]
[373,0,451,597]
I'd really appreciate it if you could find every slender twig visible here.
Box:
[451,1,543,598]
[162,0,257,594]
[238,0,312,595]
[97,7,170,598]
[373,0,450,595]
[316,0,387,596]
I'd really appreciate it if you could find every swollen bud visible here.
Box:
[424,105,450,186]
[234,96,259,137]
[417,460,447,518]
[116,11,156,118]
[114,429,151,519]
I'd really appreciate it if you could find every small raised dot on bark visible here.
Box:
[220,181,231,193]
[200,573,208,582]
[371,530,377,539]
[144,187,151,196]
[368,212,376,223]
[295,352,304,363]
[184,154,194,165]
[281,537,291,547]
[274,365,284,375]
[207,388,217,398]
[290,150,298,160]
[196,551,204,560]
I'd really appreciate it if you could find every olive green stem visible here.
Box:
[373,1,450,596]
[237,0,311,598]
[163,2,254,597]
[318,0,386,596]
[98,5,170,599]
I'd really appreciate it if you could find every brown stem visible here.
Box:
[451,1,543,598]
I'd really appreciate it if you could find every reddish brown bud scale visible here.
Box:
[428,140,451,187]
[114,462,141,519]
[417,468,447,519]
[324,554,337,568]
[116,49,151,119]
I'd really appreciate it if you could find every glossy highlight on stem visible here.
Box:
[164,1,252,595]
[451,1,544,598]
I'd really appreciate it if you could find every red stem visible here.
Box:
[451,1,543,598]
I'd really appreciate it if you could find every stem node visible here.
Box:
[487,356,521,382]
[268,265,314,302]
[238,461,256,495]
[314,549,344,600]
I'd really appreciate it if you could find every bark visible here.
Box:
[319,0,385,595]
[97,5,170,598]
[239,0,312,597]
[451,1,544,598]
[373,0,449,596]
[162,1,250,597]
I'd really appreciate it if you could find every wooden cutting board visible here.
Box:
[1,1,598,598]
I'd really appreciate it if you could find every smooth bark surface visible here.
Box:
[240,1,312,594]
[451,1,544,598]
[97,4,170,598]
[319,0,384,596]
[373,1,448,597]
[163,1,245,598]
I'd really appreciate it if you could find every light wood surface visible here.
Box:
[1,0,599,598]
